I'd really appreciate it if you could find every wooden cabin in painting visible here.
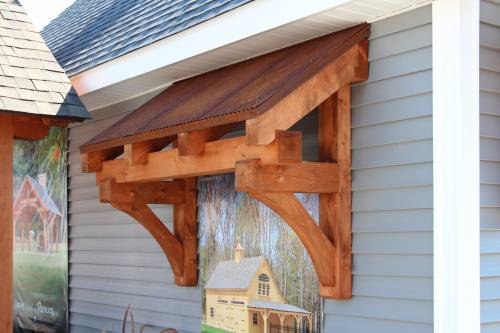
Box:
[13,174,63,253]
[205,244,312,333]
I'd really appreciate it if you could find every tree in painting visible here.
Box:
[199,174,322,333]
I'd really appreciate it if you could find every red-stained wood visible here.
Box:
[318,85,352,299]
[245,46,359,145]
[80,24,370,153]
[124,136,174,165]
[99,179,186,205]
[352,40,369,83]
[248,191,336,294]
[0,114,13,332]
[82,146,124,173]
[235,159,340,193]
[97,132,302,183]
[173,178,198,285]
[178,123,236,156]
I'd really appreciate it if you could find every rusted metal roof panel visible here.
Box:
[81,23,370,152]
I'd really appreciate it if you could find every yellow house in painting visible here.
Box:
[205,245,312,333]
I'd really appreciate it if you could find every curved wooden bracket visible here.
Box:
[100,178,198,286]
[248,191,336,292]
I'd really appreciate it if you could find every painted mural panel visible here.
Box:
[13,128,68,333]
[199,175,321,333]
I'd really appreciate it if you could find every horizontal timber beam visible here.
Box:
[96,131,302,183]
[99,179,186,205]
[235,159,339,193]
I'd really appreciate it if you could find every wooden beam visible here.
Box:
[13,117,49,141]
[352,40,369,83]
[173,178,198,286]
[124,136,174,165]
[97,132,302,183]
[81,146,124,173]
[0,114,13,332]
[235,159,339,193]
[178,123,236,156]
[245,45,361,145]
[99,179,186,205]
[248,191,336,295]
[111,202,185,278]
[318,85,352,299]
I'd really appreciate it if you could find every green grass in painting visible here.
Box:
[201,324,232,333]
[13,249,68,332]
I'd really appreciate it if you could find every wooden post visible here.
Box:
[0,114,14,332]
[278,313,285,333]
[318,85,352,298]
[261,310,270,333]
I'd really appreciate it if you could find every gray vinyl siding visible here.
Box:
[322,6,433,333]
[67,92,202,333]
[480,1,500,332]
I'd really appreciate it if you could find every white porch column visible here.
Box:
[432,1,480,333]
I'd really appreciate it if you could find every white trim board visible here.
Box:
[70,0,430,111]
[432,1,480,333]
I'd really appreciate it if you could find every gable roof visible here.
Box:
[14,175,61,216]
[42,0,253,77]
[205,256,264,290]
[80,23,369,153]
[0,0,89,119]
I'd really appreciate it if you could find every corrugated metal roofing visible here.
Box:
[205,256,264,290]
[0,0,88,119]
[80,23,370,152]
[41,0,254,77]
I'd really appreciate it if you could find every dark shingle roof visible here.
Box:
[0,0,89,119]
[42,0,253,76]
[248,300,310,314]
[205,256,264,290]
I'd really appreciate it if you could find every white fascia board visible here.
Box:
[432,0,480,333]
[70,0,352,96]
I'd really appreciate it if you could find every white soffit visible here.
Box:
[71,0,431,111]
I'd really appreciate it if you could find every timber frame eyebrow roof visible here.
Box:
[41,0,253,76]
[80,22,369,300]
[0,0,89,120]
[81,23,369,153]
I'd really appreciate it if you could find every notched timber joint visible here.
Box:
[99,178,198,286]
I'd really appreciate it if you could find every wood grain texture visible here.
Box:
[318,85,352,299]
[0,114,13,332]
[80,24,370,153]
[97,133,302,183]
[245,46,359,145]
[235,159,340,193]
[248,191,336,292]
[173,178,198,286]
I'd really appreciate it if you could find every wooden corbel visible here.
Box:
[99,178,198,286]
[236,86,353,299]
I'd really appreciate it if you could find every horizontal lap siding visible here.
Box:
[67,102,201,332]
[480,1,500,331]
[323,6,433,333]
